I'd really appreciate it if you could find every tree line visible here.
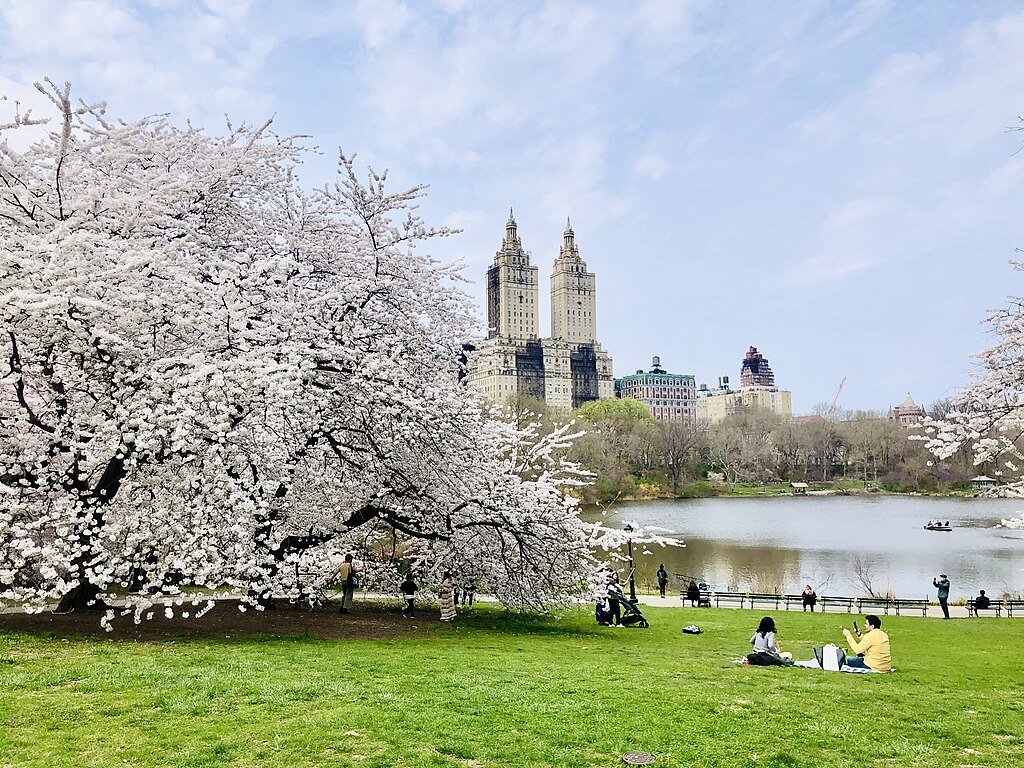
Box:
[509,395,984,502]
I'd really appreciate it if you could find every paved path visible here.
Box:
[1,592,1001,620]
[635,594,974,619]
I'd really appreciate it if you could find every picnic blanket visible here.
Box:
[733,658,892,674]
[792,659,889,674]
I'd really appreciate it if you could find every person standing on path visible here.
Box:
[933,574,951,619]
[657,565,669,598]
[439,571,456,622]
[337,554,358,614]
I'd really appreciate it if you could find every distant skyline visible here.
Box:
[2,0,1022,413]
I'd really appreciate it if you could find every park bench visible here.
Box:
[855,597,894,614]
[892,598,929,616]
[854,597,929,616]
[677,580,712,607]
[968,598,1005,617]
[782,594,810,610]
[746,593,782,610]
[818,595,855,613]
[1007,600,1023,617]
[712,592,747,609]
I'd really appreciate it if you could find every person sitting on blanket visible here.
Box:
[751,615,781,656]
[841,614,891,671]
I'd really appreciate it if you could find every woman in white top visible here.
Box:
[750,616,780,655]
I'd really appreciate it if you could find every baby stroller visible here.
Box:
[609,584,649,628]
[697,581,712,608]
[619,596,649,628]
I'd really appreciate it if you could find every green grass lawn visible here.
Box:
[1,605,1022,767]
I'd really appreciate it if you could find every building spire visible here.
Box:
[505,207,518,244]
[562,215,575,250]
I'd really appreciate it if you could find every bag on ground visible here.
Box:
[746,651,786,666]
[813,643,844,671]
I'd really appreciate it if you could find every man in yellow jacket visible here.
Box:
[841,614,892,671]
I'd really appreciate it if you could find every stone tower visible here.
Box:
[550,218,597,343]
[486,209,538,340]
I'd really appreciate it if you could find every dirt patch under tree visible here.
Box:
[0,598,443,642]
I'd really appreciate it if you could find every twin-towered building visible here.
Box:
[467,211,615,410]
[466,211,792,422]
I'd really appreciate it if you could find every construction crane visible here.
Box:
[827,377,847,419]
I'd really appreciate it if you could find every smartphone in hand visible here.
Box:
[853,620,861,637]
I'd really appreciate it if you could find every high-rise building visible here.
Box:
[697,344,792,423]
[550,219,596,344]
[615,357,697,424]
[467,212,614,411]
[486,211,538,340]
[739,346,775,388]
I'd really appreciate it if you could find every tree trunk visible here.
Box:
[54,581,108,613]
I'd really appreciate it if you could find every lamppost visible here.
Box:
[624,524,637,602]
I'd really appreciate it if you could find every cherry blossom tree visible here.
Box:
[924,260,1024,500]
[1,81,638,622]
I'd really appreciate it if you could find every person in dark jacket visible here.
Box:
[400,573,418,618]
[606,572,623,626]
[802,584,817,612]
[656,565,669,598]
[686,579,699,607]
[933,574,951,619]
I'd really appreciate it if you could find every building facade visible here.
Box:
[467,212,614,411]
[697,386,793,423]
[739,346,775,388]
[615,357,697,424]
[697,345,793,423]
[888,393,926,427]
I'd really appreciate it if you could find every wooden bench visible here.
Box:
[712,592,747,609]
[1007,600,1023,617]
[818,595,855,613]
[892,598,929,616]
[853,597,928,616]
[747,593,782,610]
[782,594,807,610]
[856,597,894,615]
[968,598,1004,617]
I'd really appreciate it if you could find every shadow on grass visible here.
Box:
[0,601,612,645]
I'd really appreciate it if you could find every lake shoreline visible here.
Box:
[585,484,988,504]
[584,494,1024,598]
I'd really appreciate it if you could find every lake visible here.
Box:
[589,495,1024,600]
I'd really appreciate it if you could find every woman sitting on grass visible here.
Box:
[751,616,781,655]
[748,616,792,665]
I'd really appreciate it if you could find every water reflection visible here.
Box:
[590,495,1024,599]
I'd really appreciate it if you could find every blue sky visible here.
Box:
[2,0,1022,414]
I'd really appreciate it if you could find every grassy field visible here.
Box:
[1,604,1022,767]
